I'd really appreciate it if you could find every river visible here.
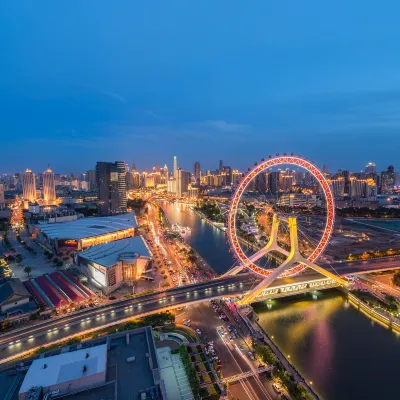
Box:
[161,202,400,400]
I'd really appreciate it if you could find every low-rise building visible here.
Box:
[0,278,36,318]
[18,344,107,400]
[76,236,153,294]
[30,212,137,252]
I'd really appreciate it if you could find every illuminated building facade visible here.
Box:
[32,212,137,253]
[330,177,345,198]
[22,169,36,203]
[42,167,56,205]
[381,165,395,194]
[194,161,201,184]
[77,236,153,294]
[96,161,127,216]
[176,168,191,197]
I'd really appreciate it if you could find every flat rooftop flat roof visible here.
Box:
[19,344,107,395]
[78,236,153,268]
[34,213,137,240]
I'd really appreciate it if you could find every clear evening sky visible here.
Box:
[1,1,399,173]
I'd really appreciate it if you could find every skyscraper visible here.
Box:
[176,168,191,197]
[219,160,223,173]
[0,184,4,209]
[173,156,178,178]
[381,166,395,195]
[96,161,127,216]
[365,162,376,175]
[22,169,36,202]
[43,167,56,205]
[86,169,97,191]
[194,161,201,184]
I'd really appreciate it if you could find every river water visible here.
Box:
[161,202,400,400]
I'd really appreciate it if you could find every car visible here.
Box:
[272,383,282,394]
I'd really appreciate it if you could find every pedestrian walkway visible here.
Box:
[156,346,194,400]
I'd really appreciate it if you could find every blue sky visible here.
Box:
[1,1,399,174]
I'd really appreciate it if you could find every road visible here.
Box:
[0,258,399,363]
[177,303,276,400]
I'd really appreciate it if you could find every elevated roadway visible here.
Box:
[0,258,399,363]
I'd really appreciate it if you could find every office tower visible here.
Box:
[194,162,201,184]
[173,156,178,178]
[126,171,134,189]
[22,169,36,202]
[381,166,395,195]
[132,160,136,172]
[43,167,56,205]
[268,171,280,194]
[219,160,223,173]
[86,169,97,191]
[281,173,293,193]
[222,166,232,186]
[255,172,267,192]
[0,184,4,208]
[365,162,376,175]
[132,171,140,188]
[176,168,191,197]
[96,161,127,216]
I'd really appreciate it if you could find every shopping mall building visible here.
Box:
[76,236,153,294]
[31,212,138,253]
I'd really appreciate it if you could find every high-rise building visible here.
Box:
[194,162,201,184]
[22,169,36,202]
[255,172,267,192]
[176,168,191,197]
[381,166,395,195]
[0,184,4,208]
[86,169,97,191]
[96,161,127,216]
[219,160,223,173]
[268,171,280,194]
[173,156,178,178]
[365,162,377,175]
[43,167,56,205]
[330,177,345,198]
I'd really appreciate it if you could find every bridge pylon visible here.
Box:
[223,213,346,305]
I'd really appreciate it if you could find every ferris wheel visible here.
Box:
[227,154,335,279]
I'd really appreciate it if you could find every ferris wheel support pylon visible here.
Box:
[220,213,289,278]
[236,214,347,305]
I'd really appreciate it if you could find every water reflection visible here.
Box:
[254,291,400,400]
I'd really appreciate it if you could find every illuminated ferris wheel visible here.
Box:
[227,154,335,279]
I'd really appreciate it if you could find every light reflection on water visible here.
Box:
[254,291,400,400]
[162,202,400,399]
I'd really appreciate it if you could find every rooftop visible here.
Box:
[34,212,137,240]
[19,344,107,395]
[78,236,152,268]
[0,278,30,305]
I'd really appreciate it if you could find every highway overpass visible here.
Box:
[0,257,399,363]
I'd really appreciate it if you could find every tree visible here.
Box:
[393,271,400,287]
[24,266,32,277]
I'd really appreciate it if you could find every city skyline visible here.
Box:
[1,2,400,172]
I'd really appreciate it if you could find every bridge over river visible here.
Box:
[0,257,399,364]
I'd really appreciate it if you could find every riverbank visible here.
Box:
[345,289,400,334]
[238,306,319,400]
[190,207,226,232]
